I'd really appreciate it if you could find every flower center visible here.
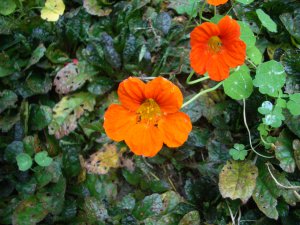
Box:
[208,36,222,53]
[137,98,161,124]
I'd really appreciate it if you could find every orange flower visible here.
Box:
[207,0,228,6]
[103,77,192,157]
[190,16,246,81]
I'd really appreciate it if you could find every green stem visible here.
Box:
[246,58,257,68]
[214,6,217,16]
[242,99,274,159]
[182,81,223,108]
[186,71,210,85]
[199,2,210,22]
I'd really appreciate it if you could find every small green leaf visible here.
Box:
[256,9,277,33]
[236,0,254,4]
[238,21,256,48]
[0,0,16,16]
[168,0,200,18]
[0,90,18,113]
[16,153,33,171]
[263,106,285,128]
[34,151,53,167]
[229,144,248,160]
[219,160,258,203]
[253,60,286,97]
[287,93,300,116]
[83,0,112,17]
[258,101,273,115]
[178,211,200,225]
[247,46,262,65]
[223,65,253,100]
[139,44,147,62]
[25,44,46,70]
[275,130,296,173]
[132,194,163,220]
[29,105,52,130]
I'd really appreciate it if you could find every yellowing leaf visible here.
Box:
[82,144,120,175]
[41,0,65,22]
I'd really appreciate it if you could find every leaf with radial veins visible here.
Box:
[223,65,253,100]
[256,9,277,33]
[253,60,286,97]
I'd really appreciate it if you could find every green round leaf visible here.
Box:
[236,0,254,4]
[219,160,258,203]
[179,211,200,225]
[247,46,262,65]
[258,101,273,115]
[287,93,300,116]
[0,0,17,16]
[256,9,277,33]
[253,60,286,97]
[16,153,33,171]
[223,65,253,100]
[238,21,256,48]
[34,151,53,167]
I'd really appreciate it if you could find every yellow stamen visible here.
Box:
[208,36,222,53]
[137,99,161,124]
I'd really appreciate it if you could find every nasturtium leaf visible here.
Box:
[219,160,258,203]
[87,76,114,96]
[0,90,17,113]
[118,194,136,211]
[258,123,269,136]
[83,0,112,17]
[26,73,52,95]
[29,105,52,130]
[256,9,277,33]
[247,46,262,65]
[238,22,256,48]
[23,136,35,156]
[178,211,200,225]
[276,98,287,108]
[229,144,248,160]
[0,113,19,132]
[223,65,253,100]
[258,101,273,115]
[0,0,16,16]
[287,93,300,116]
[252,163,281,220]
[133,193,163,220]
[48,92,96,138]
[41,0,65,22]
[45,43,69,64]
[275,130,296,173]
[16,153,32,171]
[34,151,53,167]
[253,60,286,97]
[25,44,46,70]
[168,0,200,18]
[161,191,183,214]
[236,0,254,4]
[293,139,300,170]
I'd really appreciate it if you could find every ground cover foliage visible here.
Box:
[1,0,300,224]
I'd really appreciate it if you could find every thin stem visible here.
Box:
[199,2,210,22]
[214,6,217,16]
[266,163,300,190]
[242,99,274,159]
[186,70,210,85]
[182,81,223,108]
[226,200,236,225]
[246,58,257,68]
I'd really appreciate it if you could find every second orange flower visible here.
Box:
[190,16,246,81]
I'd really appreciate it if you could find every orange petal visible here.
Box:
[190,47,210,75]
[206,54,230,81]
[145,77,183,113]
[103,104,137,142]
[158,112,192,148]
[125,124,163,157]
[118,77,146,111]
[190,22,219,46]
[218,16,241,43]
[207,0,228,6]
[221,40,246,67]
